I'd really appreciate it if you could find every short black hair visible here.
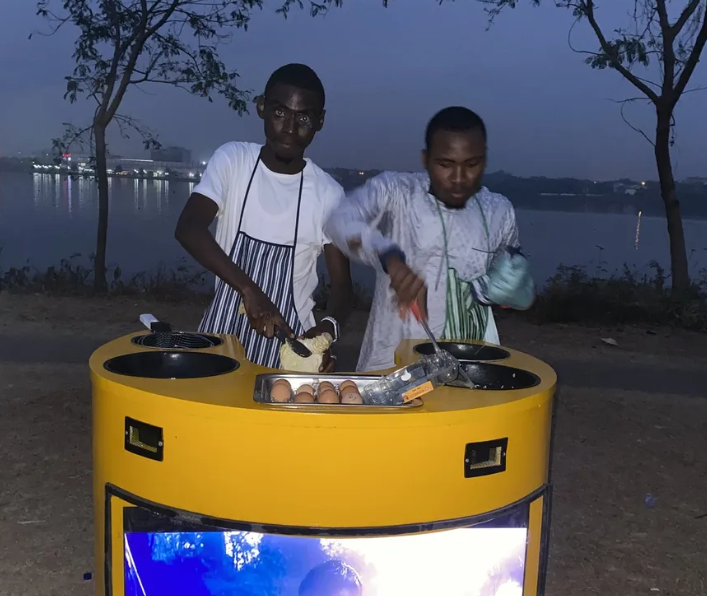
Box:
[264,63,326,108]
[298,560,362,596]
[425,106,487,150]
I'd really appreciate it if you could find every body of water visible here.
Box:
[1,172,706,288]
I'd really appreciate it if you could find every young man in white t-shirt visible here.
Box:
[175,63,352,370]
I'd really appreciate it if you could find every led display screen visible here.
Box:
[123,509,527,596]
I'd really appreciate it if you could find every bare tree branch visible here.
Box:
[582,1,660,103]
[672,4,707,104]
[606,96,655,146]
[673,0,703,35]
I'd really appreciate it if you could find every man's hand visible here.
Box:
[386,255,428,319]
[300,323,336,373]
[241,285,292,338]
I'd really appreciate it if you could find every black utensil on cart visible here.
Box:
[275,327,312,359]
[136,314,222,349]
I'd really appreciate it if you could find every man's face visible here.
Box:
[422,128,487,208]
[257,83,325,161]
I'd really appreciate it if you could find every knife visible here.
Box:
[275,327,312,358]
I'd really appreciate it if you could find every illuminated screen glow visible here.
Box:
[123,519,527,596]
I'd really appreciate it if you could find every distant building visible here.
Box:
[151,146,192,164]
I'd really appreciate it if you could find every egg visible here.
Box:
[318,381,335,392]
[341,389,363,404]
[272,379,291,392]
[338,380,358,392]
[270,382,292,403]
[297,383,314,395]
[317,389,339,404]
[294,391,315,403]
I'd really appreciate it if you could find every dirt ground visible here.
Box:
[2,292,707,369]
[1,294,706,595]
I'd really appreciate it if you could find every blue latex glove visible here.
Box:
[472,247,535,310]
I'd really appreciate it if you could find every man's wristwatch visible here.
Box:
[320,316,340,343]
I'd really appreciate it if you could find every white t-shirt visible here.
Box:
[192,142,344,331]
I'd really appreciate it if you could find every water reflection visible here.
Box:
[66,176,73,216]
[79,177,93,209]
[133,178,140,212]
[3,172,706,282]
[28,172,174,217]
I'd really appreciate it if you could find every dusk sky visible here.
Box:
[1,0,705,180]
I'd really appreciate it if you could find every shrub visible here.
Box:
[525,260,707,331]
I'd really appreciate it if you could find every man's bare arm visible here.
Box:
[175,193,291,337]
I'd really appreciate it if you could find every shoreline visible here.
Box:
[5,169,707,219]
[13,168,201,183]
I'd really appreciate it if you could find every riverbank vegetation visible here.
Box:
[526,261,707,331]
[1,254,706,332]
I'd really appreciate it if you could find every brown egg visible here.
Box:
[317,389,339,404]
[270,382,292,403]
[297,384,314,395]
[338,380,358,392]
[318,381,335,392]
[341,389,363,404]
[294,391,315,403]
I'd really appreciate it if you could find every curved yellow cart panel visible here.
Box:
[90,334,557,596]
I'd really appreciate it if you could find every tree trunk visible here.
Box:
[654,109,690,292]
[93,124,110,293]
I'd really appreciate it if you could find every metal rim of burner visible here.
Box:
[131,332,223,350]
[413,342,510,362]
[448,362,541,391]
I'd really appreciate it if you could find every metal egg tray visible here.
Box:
[253,374,423,409]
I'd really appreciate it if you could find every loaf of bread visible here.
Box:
[279,333,332,372]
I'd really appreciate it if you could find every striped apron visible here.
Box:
[429,194,492,341]
[198,156,305,368]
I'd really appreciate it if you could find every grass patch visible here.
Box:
[2,253,706,332]
[0,253,209,302]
